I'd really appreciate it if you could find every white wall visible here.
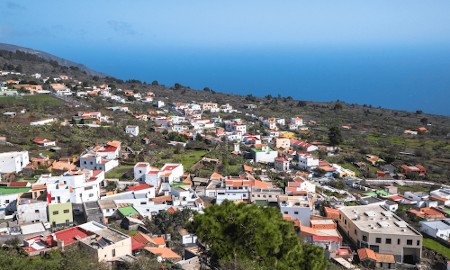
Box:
[0,151,29,173]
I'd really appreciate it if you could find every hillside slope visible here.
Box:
[0,43,104,77]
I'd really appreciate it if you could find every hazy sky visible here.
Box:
[2,0,450,51]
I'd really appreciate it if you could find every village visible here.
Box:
[1,68,450,270]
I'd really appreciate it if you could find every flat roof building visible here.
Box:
[338,204,422,264]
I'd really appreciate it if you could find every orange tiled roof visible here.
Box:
[210,172,224,180]
[358,248,377,261]
[148,236,166,247]
[132,232,152,245]
[106,140,121,148]
[358,248,395,263]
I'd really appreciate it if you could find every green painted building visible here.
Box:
[48,202,73,227]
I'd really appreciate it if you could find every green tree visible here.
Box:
[333,102,343,110]
[189,201,327,270]
[328,126,343,146]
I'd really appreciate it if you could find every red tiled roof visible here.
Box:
[127,183,153,191]
[135,163,148,168]
[131,237,146,251]
[54,227,92,246]
[9,182,28,187]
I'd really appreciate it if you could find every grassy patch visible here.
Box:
[105,164,134,179]
[157,149,208,169]
[423,237,450,259]
[396,185,436,194]
[0,94,63,107]
[340,162,361,177]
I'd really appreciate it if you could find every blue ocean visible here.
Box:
[62,45,450,116]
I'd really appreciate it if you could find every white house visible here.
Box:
[134,163,184,187]
[225,132,242,142]
[286,179,316,194]
[179,229,198,245]
[101,185,162,219]
[0,186,30,219]
[291,117,304,126]
[263,118,278,130]
[39,170,105,205]
[291,140,318,152]
[297,153,319,170]
[125,125,139,137]
[80,154,119,173]
[279,195,314,226]
[90,141,121,160]
[154,100,165,108]
[420,220,450,241]
[215,177,273,205]
[252,145,278,163]
[16,197,48,225]
[230,124,246,135]
[0,151,30,173]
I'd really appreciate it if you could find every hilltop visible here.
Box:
[0,43,105,77]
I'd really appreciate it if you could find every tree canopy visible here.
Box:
[189,201,327,270]
[0,247,108,270]
[328,126,343,146]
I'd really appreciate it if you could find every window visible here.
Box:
[369,245,379,253]
[354,230,357,236]
[417,240,420,246]
[284,211,288,214]
[53,211,59,215]
[407,240,413,245]
[90,161,93,165]
[362,235,367,242]
[35,210,40,213]
[112,249,116,257]
[344,219,347,224]
[386,238,392,244]
[63,209,70,214]
[376,238,381,244]
[5,200,9,203]
[294,211,299,215]
[83,161,87,164]
[397,239,401,245]
[85,186,93,191]
[89,193,94,197]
